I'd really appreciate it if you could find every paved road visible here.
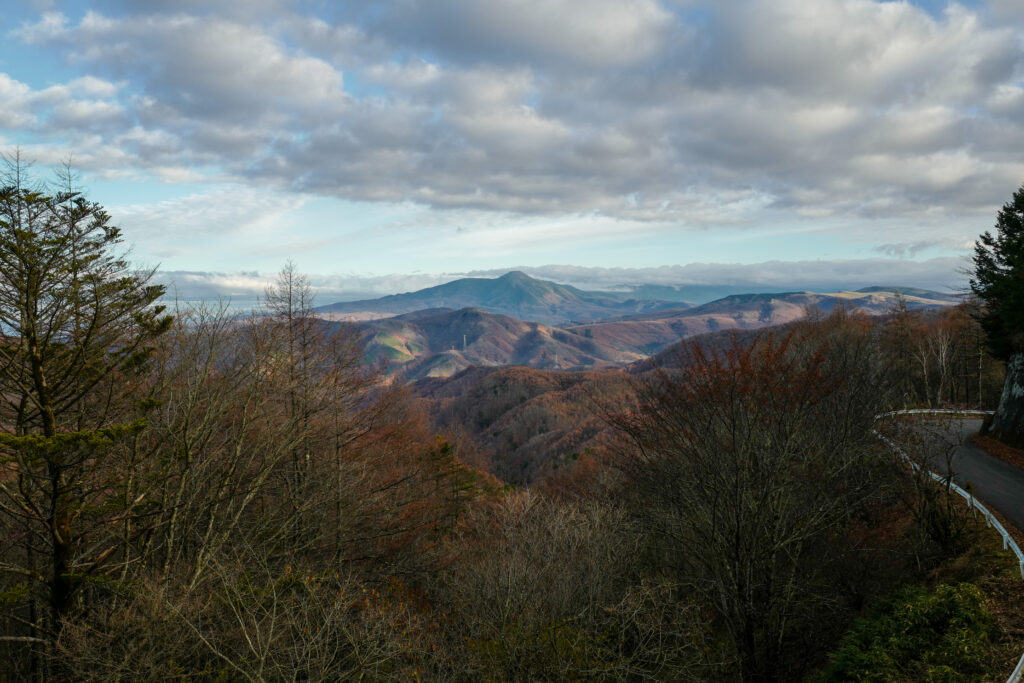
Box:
[920,418,1024,533]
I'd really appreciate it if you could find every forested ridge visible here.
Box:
[2,167,1023,682]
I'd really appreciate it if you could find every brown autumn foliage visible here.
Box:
[606,310,900,682]
[411,301,1003,493]
[0,253,1012,681]
[0,283,497,680]
[414,365,632,485]
[881,299,1003,409]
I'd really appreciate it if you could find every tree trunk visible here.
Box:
[989,352,1024,447]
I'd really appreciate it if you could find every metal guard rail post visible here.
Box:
[874,409,1024,683]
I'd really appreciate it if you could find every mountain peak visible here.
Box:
[498,270,533,283]
[315,270,679,324]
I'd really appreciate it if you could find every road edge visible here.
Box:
[876,409,1024,683]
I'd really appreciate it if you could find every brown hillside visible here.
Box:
[569,290,953,358]
[361,307,642,379]
[413,365,631,485]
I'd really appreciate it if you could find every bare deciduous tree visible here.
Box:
[612,313,889,682]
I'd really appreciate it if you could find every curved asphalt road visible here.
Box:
[921,418,1024,533]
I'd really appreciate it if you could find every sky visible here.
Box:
[1,0,1022,303]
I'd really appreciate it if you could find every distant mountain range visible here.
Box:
[402,284,963,484]
[315,270,683,325]
[566,289,959,356]
[602,283,961,305]
[317,272,960,378]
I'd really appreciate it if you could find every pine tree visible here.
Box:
[0,154,171,669]
[971,183,1024,445]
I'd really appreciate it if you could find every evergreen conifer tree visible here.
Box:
[0,154,171,668]
[971,183,1024,444]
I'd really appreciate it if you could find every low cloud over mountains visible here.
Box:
[154,257,967,308]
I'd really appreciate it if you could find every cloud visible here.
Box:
[988,0,1024,22]
[155,257,970,308]
[362,0,677,68]
[154,269,458,305]
[18,11,348,121]
[1,0,1022,247]
[66,75,120,97]
[155,270,274,302]
[110,185,310,261]
[874,240,943,258]
[467,258,971,299]
[702,1,1018,103]
[49,98,126,130]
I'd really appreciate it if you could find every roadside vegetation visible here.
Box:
[817,517,1024,682]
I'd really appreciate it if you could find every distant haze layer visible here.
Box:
[155,257,967,309]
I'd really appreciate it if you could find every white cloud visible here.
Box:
[1,0,1022,251]
[66,75,120,97]
[705,0,1018,104]
[111,184,309,240]
[153,268,459,304]
[21,12,348,120]
[49,98,125,129]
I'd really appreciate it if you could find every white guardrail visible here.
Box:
[874,409,1024,683]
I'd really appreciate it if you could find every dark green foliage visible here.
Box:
[0,420,147,458]
[0,157,171,675]
[817,583,997,682]
[0,172,171,439]
[970,184,1024,444]
[971,184,1024,362]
